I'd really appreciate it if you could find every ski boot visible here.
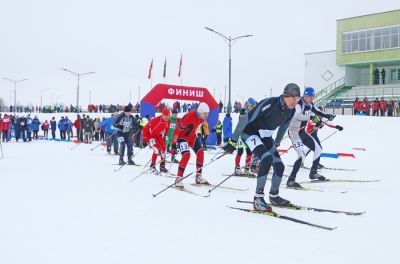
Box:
[127,158,135,165]
[244,166,251,175]
[115,152,120,155]
[150,164,159,174]
[253,189,272,212]
[269,190,291,206]
[300,163,305,168]
[317,163,325,169]
[309,168,326,181]
[250,164,259,173]
[175,177,184,188]
[107,151,111,155]
[171,155,180,163]
[235,166,242,175]
[286,176,302,188]
[159,164,168,173]
[195,173,209,185]
[119,157,125,165]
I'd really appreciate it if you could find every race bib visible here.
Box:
[245,135,263,152]
[118,137,125,143]
[237,139,244,146]
[20,122,25,126]
[292,139,303,149]
[258,129,274,138]
[149,138,156,146]
[304,110,312,116]
[170,123,176,129]
[123,121,130,128]
[179,141,189,152]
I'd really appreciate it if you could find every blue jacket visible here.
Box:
[223,116,232,139]
[65,118,72,131]
[58,120,66,131]
[32,118,41,131]
[98,117,116,133]
[27,117,33,132]
[50,120,57,130]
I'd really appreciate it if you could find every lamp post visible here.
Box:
[10,91,13,110]
[205,27,252,113]
[56,95,63,107]
[41,88,50,110]
[3,78,28,116]
[61,68,95,116]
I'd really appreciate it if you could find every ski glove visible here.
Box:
[223,140,237,154]
[336,125,343,131]
[142,140,148,148]
[312,116,322,127]
[327,114,336,121]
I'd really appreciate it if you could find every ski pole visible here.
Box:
[70,141,83,150]
[114,148,143,172]
[208,163,249,194]
[0,139,4,158]
[152,152,228,197]
[91,132,116,151]
[128,154,172,181]
[320,130,339,143]
[210,148,223,161]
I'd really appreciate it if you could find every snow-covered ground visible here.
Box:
[0,112,399,264]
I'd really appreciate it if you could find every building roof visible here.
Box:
[337,9,400,21]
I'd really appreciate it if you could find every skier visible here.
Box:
[98,112,119,155]
[141,108,171,174]
[26,114,33,141]
[234,108,253,175]
[285,87,336,188]
[32,115,41,140]
[170,102,210,188]
[302,106,344,170]
[113,106,140,165]
[165,108,180,163]
[18,115,28,142]
[58,116,66,140]
[223,83,301,211]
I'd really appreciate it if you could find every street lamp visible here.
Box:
[56,95,63,107]
[10,91,13,110]
[61,68,95,115]
[41,88,50,109]
[205,27,252,113]
[3,78,28,116]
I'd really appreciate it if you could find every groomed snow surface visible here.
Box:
[0,112,399,263]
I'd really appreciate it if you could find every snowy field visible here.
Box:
[1,111,399,264]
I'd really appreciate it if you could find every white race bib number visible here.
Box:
[123,121,130,128]
[179,142,189,152]
[292,139,303,149]
[245,135,263,152]
[237,139,244,147]
[149,138,156,146]
[258,129,274,138]
[170,123,176,129]
[118,137,125,143]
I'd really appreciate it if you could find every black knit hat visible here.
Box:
[124,106,132,112]
[283,83,301,97]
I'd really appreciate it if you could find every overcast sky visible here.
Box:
[1,0,400,108]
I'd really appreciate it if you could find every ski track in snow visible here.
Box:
[0,112,399,264]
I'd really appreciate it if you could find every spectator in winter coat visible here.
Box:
[387,98,395,117]
[18,116,28,142]
[380,98,387,116]
[98,113,118,154]
[222,113,232,144]
[73,115,83,142]
[32,115,41,140]
[42,120,50,138]
[64,116,73,140]
[373,98,380,116]
[82,115,94,143]
[1,114,10,142]
[26,114,33,141]
[58,116,66,140]
[50,117,57,139]
[353,98,361,115]
[93,118,100,141]
[219,101,223,113]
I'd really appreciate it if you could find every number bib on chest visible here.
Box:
[292,139,303,149]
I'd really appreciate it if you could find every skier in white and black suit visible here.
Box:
[223,83,301,212]
[286,87,336,188]
[113,106,140,165]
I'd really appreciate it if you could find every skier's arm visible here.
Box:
[293,104,310,121]
[274,119,290,146]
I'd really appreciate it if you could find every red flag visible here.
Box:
[148,59,153,79]
[178,54,182,77]
[163,58,167,78]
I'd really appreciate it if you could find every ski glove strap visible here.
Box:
[223,140,237,154]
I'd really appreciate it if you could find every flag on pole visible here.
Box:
[148,59,153,79]
[178,54,182,77]
[163,58,167,78]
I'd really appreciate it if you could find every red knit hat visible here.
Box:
[161,108,170,116]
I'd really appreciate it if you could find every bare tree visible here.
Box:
[0,96,8,112]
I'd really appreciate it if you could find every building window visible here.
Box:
[342,25,400,54]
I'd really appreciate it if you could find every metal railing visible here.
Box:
[315,77,345,102]
[358,74,400,85]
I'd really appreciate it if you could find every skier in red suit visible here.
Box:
[142,108,171,174]
[171,102,210,188]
